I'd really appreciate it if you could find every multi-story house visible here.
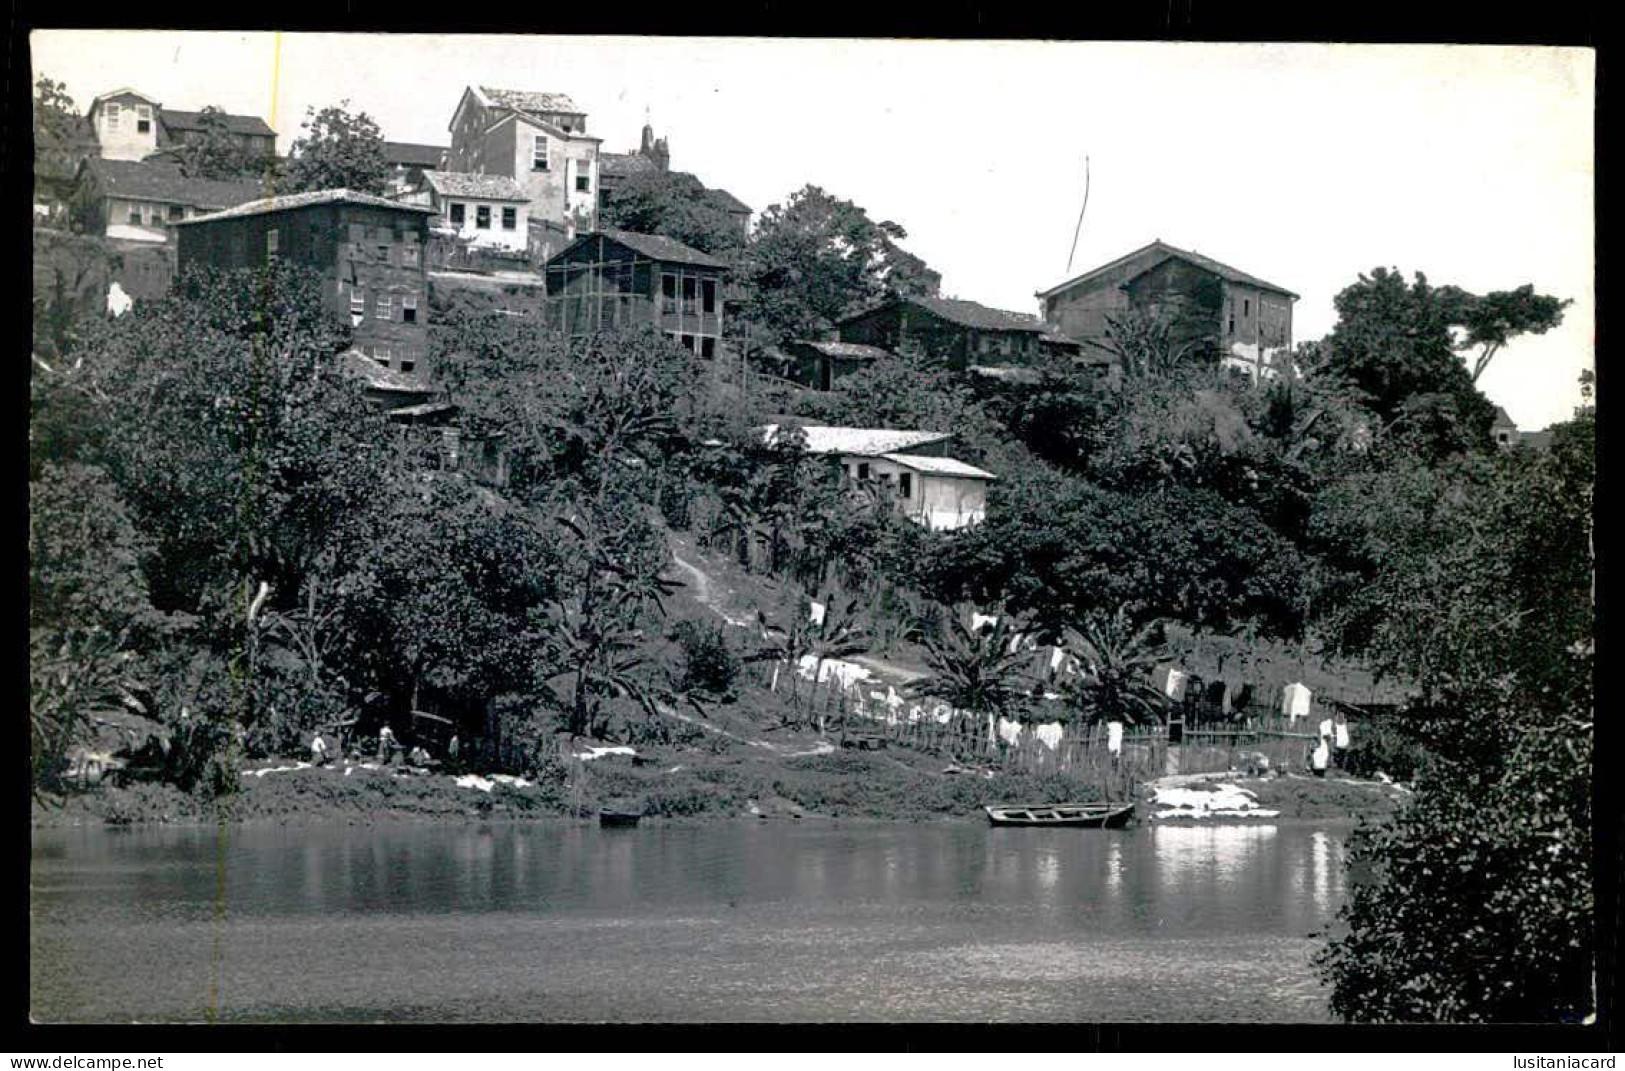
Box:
[445,86,601,241]
[541,229,728,356]
[72,158,265,245]
[599,121,752,239]
[174,189,435,375]
[85,88,277,163]
[383,141,446,196]
[836,295,1081,371]
[1037,239,1297,383]
[406,172,531,254]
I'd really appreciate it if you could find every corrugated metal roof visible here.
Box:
[173,187,435,225]
[160,108,276,138]
[424,171,528,200]
[880,453,998,480]
[1038,240,1298,300]
[791,340,893,360]
[757,424,952,455]
[84,158,266,210]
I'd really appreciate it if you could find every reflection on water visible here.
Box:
[32,821,1346,1024]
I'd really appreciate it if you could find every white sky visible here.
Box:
[32,32,1595,429]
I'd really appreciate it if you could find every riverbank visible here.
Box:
[32,741,1411,828]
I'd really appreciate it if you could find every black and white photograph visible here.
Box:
[25,30,1598,1031]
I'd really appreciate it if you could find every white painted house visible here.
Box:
[410,171,530,252]
[757,424,997,531]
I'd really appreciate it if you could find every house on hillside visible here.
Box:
[86,88,276,163]
[784,339,895,391]
[1491,406,1520,448]
[836,295,1082,371]
[383,141,446,195]
[72,158,265,244]
[541,229,727,355]
[445,86,601,240]
[1037,239,1297,384]
[756,424,997,531]
[406,172,531,253]
[174,189,434,374]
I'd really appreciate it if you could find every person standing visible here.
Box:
[1333,712,1352,766]
[1310,734,1331,777]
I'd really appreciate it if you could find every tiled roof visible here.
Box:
[599,229,729,269]
[1491,406,1518,428]
[879,453,998,480]
[160,108,276,138]
[792,340,893,360]
[480,87,583,116]
[846,295,1057,335]
[424,171,528,201]
[1518,429,1555,450]
[1038,239,1298,300]
[336,350,434,394]
[173,187,436,225]
[384,141,446,168]
[599,152,662,177]
[84,158,266,210]
[757,424,953,456]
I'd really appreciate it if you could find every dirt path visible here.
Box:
[669,552,756,628]
[658,701,835,759]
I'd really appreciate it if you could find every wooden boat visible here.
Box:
[598,809,643,828]
[983,802,1135,828]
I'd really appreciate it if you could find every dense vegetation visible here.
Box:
[28,81,1593,1022]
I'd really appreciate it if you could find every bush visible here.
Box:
[1339,717,1433,781]
[670,620,740,699]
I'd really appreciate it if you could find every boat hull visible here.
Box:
[984,803,1135,828]
[599,811,642,828]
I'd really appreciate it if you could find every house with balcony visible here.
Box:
[174,188,434,375]
[1037,239,1297,383]
[836,295,1081,371]
[756,424,997,531]
[541,229,727,356]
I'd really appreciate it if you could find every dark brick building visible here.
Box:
[541,229,728,356]
[1037,240,1297,383]
[174,189,435,375]
[835,295,1081,371]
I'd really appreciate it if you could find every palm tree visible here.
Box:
[745,592,871,727]
[907,610,1038,755]
[1059,606,1172,728]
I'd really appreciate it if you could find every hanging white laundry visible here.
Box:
[107,281,133,318]
[1318,716,1335,741]
[1107,720,1124,755]
[1049,647,1066,672]
[807,601,827,627]
[1311,738,1330,771]
[987,712,997,744]
[1282,681,1313,720]
[935,704,954,725]
[1035,722,1064,751]
[972,612,998,633]
[1163,668,1188,701]
[1334,720,1351,749]
[998,717,1023,747]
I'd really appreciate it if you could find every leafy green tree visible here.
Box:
[172,105,264,180]
[1060,607,1172,727]
[284,101,388,194]
[33,76,94,212]
[599,169,746,260]
[908,611,1037,751]
[1436,283,1570,383]
[739,185,941,344]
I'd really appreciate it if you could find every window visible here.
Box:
[475,205,491,230]
[402,244,419,267]
[105,103,121,130]
[374,347,391,367]
[1243,298,1251,317]
[402,293,418,324]
[661,273,677,314]
[266,228,280,258]
[899,473,913,499]
[575,161,590,192]
[682,276,697,314]
[449,203,466,226]
[700,336,716,358]
[1228,316,1236,335]
[501,206,517,230]
[136,104,152,134]
[376,294,392,321]
[681,334,696,352]
[701,279,716,314]
[857,463,871,480]
[399,359,416,373]
[168,204,184,221]
[377,244,391,263]
[350,289,367,323]
[532,135,549,171]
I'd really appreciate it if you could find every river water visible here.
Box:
[31,820,1348,1023]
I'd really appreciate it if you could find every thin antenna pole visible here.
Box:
[1065,154,1091,275]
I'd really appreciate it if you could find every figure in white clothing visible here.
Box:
[310,733,329,766]
[1107,720,1124,768]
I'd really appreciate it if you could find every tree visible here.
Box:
[908,611,1037,750]
[283,102,388,194]
[1437,283,1570,383]
[1059,607,1172,727]
[33,76,94,211]
[1103,307,1213,381]
[173,106,260,180]
[739,185,941,344]
[599,170,746,260]
[1319,268,1501,457]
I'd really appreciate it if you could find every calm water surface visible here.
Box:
[31,821,1347,1023]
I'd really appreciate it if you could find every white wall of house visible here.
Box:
[92,94,161,161]
[101,198,199,243]
[435,193,529,251]
[833,454,990,531]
